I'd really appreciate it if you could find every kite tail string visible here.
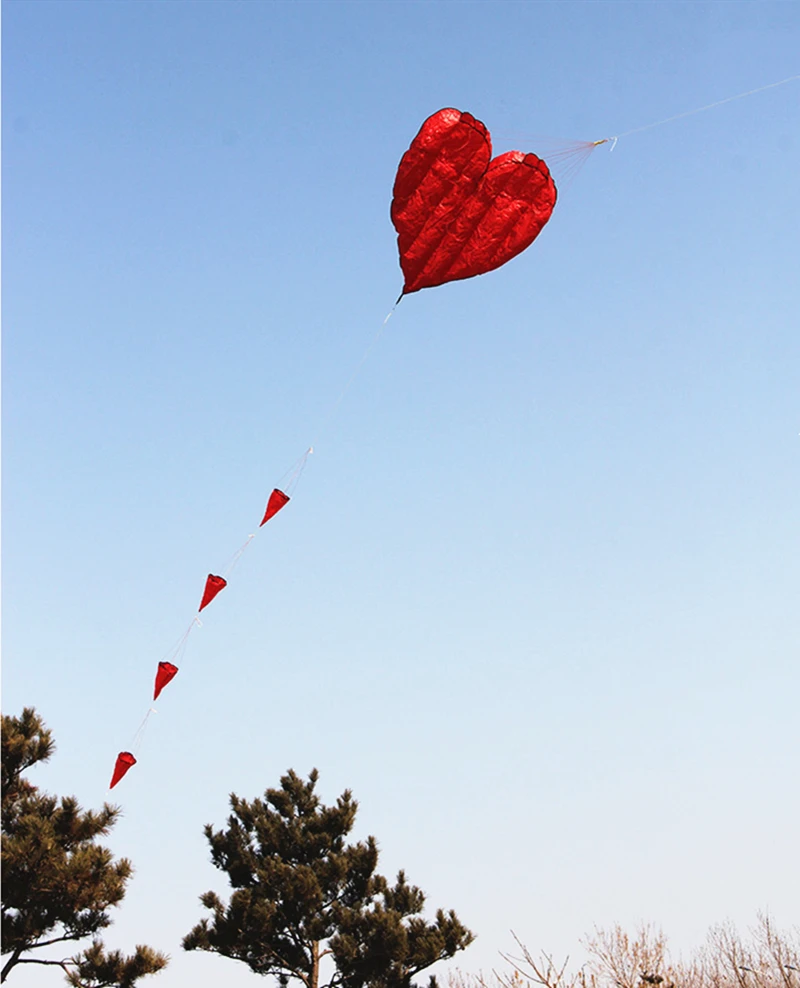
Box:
[192,302,402,619]
[593,73,800,147]
[131,708,156,755]
[189,302,401,635]
[256,300,400,514]
[222,534,256,578]
[307,300,401,454]
[160,618,199,666]
[277,447,313,497]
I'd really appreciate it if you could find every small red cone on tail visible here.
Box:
[153,661,179,701]
[199,574,226,612]
[109,751,136,789]
[260,489,290,526]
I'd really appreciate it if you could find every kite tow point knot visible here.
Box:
[593,137,618,151]
[308,446,314,455]
[194,617,203,629]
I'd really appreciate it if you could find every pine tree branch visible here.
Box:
[291,928,314,958]
[326,969,345,988]
[1,949,22,983]
[262,946,311,987]
[13,933,84,952]
[9,958,72,969]
[2,956,72,982]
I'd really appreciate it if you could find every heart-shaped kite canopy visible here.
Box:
[391,108,557,295]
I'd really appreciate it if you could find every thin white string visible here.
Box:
[277,447,314,496]
[222,534,256,577]
[602,74,800,144]
[309,302,399,452]
[131,708,156,754]
[159,617,199,664]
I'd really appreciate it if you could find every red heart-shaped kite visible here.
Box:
[391,108,557,295]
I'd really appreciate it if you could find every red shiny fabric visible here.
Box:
[153,661,179,701]
[392,108,557,294]
[260,488,290,526]
[199,574,227,612]
[109,751,136,789]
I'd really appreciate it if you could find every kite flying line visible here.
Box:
[500,72,800,183]
[108,76,797,790]
[593,72,800,148]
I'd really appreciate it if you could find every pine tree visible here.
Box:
[1,708,168,987]
[183,768,474,988]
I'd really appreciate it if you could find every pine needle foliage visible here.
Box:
[1,708,168,987]
[183,768,474,988]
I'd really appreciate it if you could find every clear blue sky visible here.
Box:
[3,2,799,986]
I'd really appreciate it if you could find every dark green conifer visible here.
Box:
[1,708,167,987]
[183,768,474,988]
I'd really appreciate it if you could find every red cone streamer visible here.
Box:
[260,488,290,526]
[109,751,136,789]
[199,574,227,612]
[153,661,179,701]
